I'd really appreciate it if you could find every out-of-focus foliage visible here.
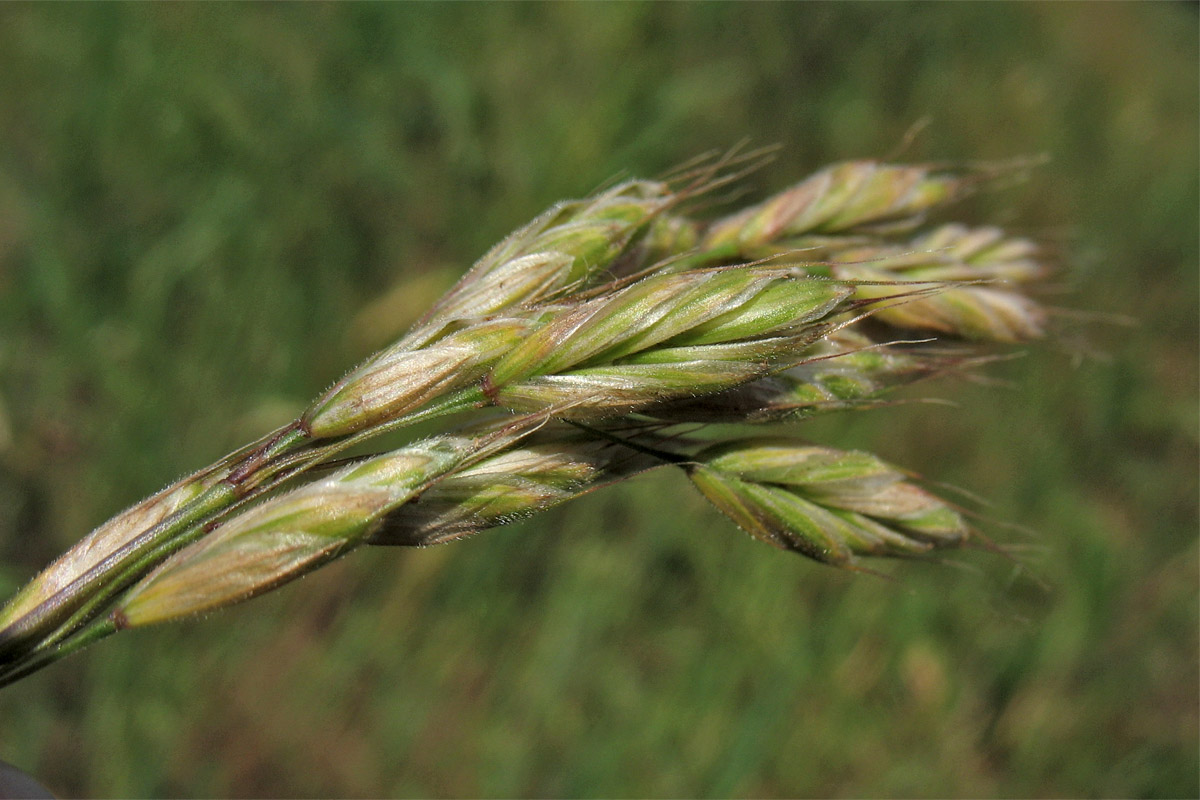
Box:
[0,4,1195,797]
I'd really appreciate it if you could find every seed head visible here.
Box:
[0,155,1053,687]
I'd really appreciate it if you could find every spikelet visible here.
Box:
[485,267,857,414]
[689,439,967,566]
[702,161,975,256]
[370,431,656,546]
[113,425,533,628]
[405,180,675,347]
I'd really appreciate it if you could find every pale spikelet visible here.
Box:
[770,334,929,413]
[840,264,1045,342]
[485,267,855,413]
[741,225,1044,284]
[0,465,232,632]
[701,161,973,257]
[303,317,533,438]
[113,428,529,628]
[0,416,318,665]
[900,224,1043,282]
[406,180,674,346]
[824,224,1043,282]
[689,439,967,566]
[371,433,654,546]
[488,268,778,382]
[490,350,817,416]
[764,224,1047,342]
[699,440,964,537]
[646,331,934,422]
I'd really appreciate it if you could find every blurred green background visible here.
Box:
[0,4,1195,797]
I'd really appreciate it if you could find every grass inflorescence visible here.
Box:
[0,153,1053,686]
